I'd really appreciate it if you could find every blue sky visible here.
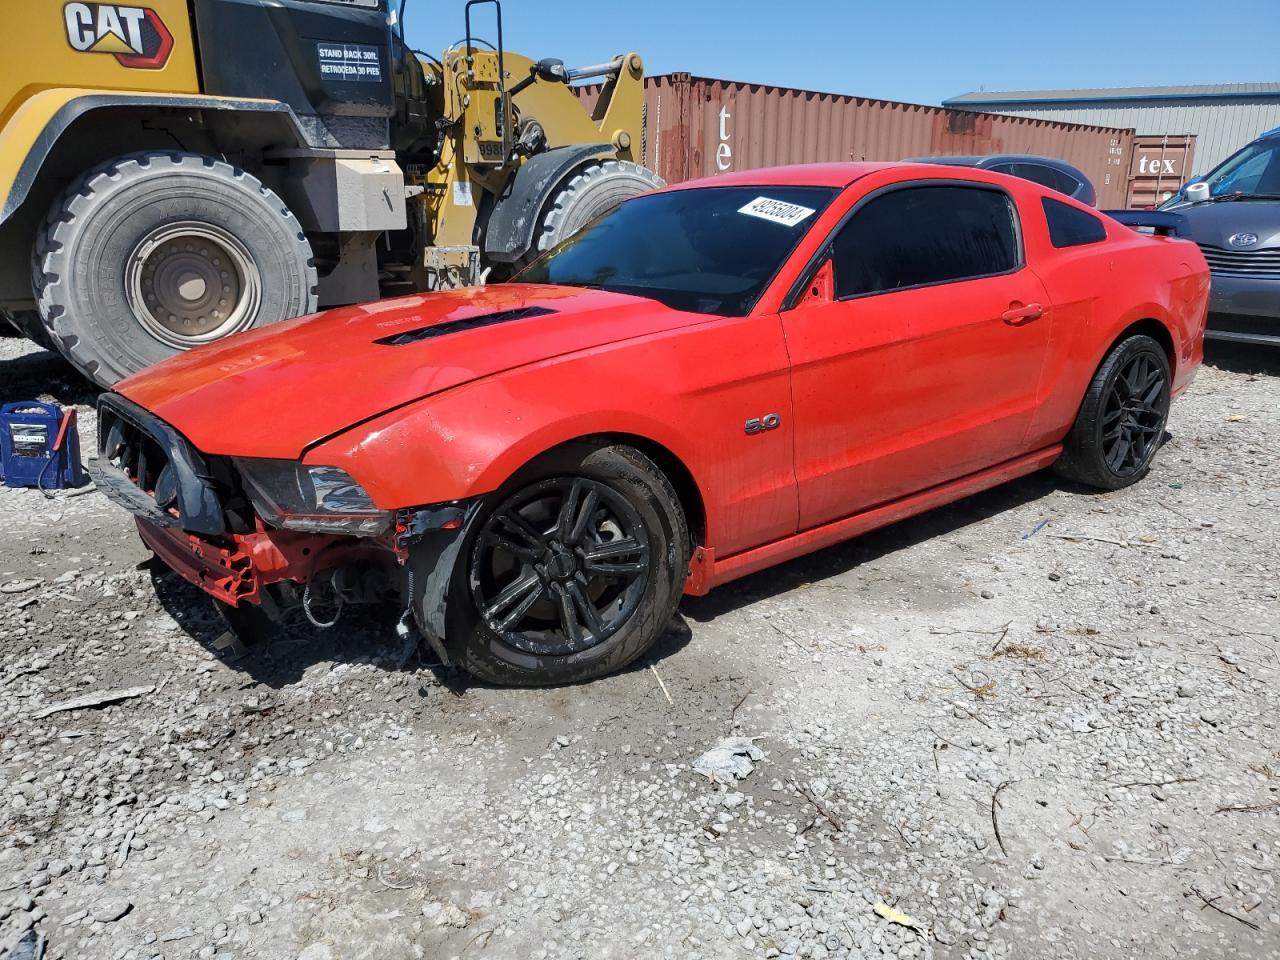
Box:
[405,0,1280,106]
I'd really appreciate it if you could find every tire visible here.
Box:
[1054,334,1172,490]
[442,442,689,687]
[36,152,317,387]
[532,159,665,254]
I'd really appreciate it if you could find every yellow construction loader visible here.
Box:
[0,0,658,386]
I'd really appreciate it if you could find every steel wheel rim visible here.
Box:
[469,477,652,657]
[125,221,262,348]
[1101,352,1168,478]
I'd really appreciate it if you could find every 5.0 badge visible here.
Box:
[744,414,781,435]
[63,3,174,70]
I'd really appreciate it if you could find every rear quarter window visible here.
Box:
[1042,197,1107,248]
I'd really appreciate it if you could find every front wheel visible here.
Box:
[441,443,689,686]
[36,152,317,386]
[1054,334,1172,489]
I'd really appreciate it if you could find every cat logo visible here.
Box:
[63,3,174,70]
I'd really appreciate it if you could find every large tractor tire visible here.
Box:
[36,152,317,387]
[532,159,664,254]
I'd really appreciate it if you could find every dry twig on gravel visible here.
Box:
[1110,777,1197,789]
[649,665,673,705]
[1215,801,1280,814]
[991,780,1013,856]
[789,778,845,832]
[1189,887,1261,930]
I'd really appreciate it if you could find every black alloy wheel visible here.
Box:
[1055,333,1172,490]
[1100,351,1169,478]
[470,477,651,656]
[439,443,689,687]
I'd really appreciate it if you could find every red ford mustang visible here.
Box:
[92,162,1209,685]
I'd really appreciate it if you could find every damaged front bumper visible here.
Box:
[93,391,482,659]
[134,518,393,611]
[132,504,477,665]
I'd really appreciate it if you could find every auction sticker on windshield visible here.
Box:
[738,197,816,227]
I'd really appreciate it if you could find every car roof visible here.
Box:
[669,162,902,190]
[909,154,1083,171]
[905,155,984,166]
[664,158,1097,193]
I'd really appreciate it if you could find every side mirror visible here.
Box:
[1184,182,1210,203]
[802,260,834,305]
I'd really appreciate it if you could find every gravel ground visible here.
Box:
[1,335,1277,960]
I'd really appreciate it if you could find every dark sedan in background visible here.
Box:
[1160,128,1280,347]
[908,154,1097,205]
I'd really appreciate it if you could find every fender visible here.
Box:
[306,379,721,542]
[304,307,804,563]
[482,143,616,263]
[0,89,306,226]
[313,392,703,513]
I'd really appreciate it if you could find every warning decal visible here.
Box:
[738,196,817,227]
[10,424,48,458]
[317,42,383,82]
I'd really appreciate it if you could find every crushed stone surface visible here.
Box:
[1,336,1278,960]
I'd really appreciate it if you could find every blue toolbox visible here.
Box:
[0,401,89,490]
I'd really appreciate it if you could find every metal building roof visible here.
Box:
[945,83,1280,106]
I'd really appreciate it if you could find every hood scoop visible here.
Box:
[376,306,557,346]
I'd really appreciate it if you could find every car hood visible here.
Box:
[116,284,706,459]
[1173,200,1280,249]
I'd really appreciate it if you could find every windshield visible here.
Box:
[1198,137,1280,200]
[517,185,838,316]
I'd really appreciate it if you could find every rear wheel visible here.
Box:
[443,443,689,686]
[36,152,317,386]
[1054,334,1172,489]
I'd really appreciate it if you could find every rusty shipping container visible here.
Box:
[1126,134,1196,209]
[576,73,1136,207]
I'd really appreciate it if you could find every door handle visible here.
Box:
[1000,302,1044,325]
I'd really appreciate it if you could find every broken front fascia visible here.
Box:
[402,500,484,667]
[133,498,480,642]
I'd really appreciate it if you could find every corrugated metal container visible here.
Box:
[1126,134,1196,209]
[575,73,1136,207]
[943,89,1280,176]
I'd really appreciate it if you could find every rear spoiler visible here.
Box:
[1103,210,1187,237]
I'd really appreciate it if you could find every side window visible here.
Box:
[1014,163,1079,197]
[830,186,1020,298]
[1042,197,1107,247]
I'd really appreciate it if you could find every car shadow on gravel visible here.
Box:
[149,564,693,694]
[682,467,1077,621]
[1204,341,1280,376]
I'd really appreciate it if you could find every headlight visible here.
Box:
[234,459,391,536]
